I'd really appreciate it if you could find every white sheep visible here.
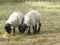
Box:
[20,10,41,34]
[4,11,24,35]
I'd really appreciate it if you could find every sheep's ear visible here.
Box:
[11,26,13,30]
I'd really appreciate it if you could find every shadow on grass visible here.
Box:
[40,28,60,35]
[15,27,60,36]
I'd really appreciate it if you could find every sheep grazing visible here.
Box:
[20,10,41,34]
[4,11,24,35]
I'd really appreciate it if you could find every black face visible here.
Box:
[18,25,22,32]
[20,24,28,33]
[4,23,11,34]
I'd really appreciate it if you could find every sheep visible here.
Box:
[4,11,24,35]
[20,10,41,34]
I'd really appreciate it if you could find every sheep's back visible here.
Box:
[6,11,24,27]
[24,10,41,26]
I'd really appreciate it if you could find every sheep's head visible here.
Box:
[20,24,28,33]
[4,23,11,34]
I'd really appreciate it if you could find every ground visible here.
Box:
[0,1,60,45]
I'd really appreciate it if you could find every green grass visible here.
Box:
[0,0,60,5]
[0,1,60,45]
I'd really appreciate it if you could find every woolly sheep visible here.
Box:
[4,11,24,35]
[20,10,41,34]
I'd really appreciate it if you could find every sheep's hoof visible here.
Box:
[12,33,16,36]
[26,33,31,35]
[28,33,31,35]
[34,32,37,35]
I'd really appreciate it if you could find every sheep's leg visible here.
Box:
[28,26,30,34]
[37,23,41,33]
[33,24,37,34]
[18,27,21,32]
[13,28,15,35]
[18,25,21,32]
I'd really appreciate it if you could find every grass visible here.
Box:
[0,1,60,45]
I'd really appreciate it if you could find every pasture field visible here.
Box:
[0,1,60,45]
